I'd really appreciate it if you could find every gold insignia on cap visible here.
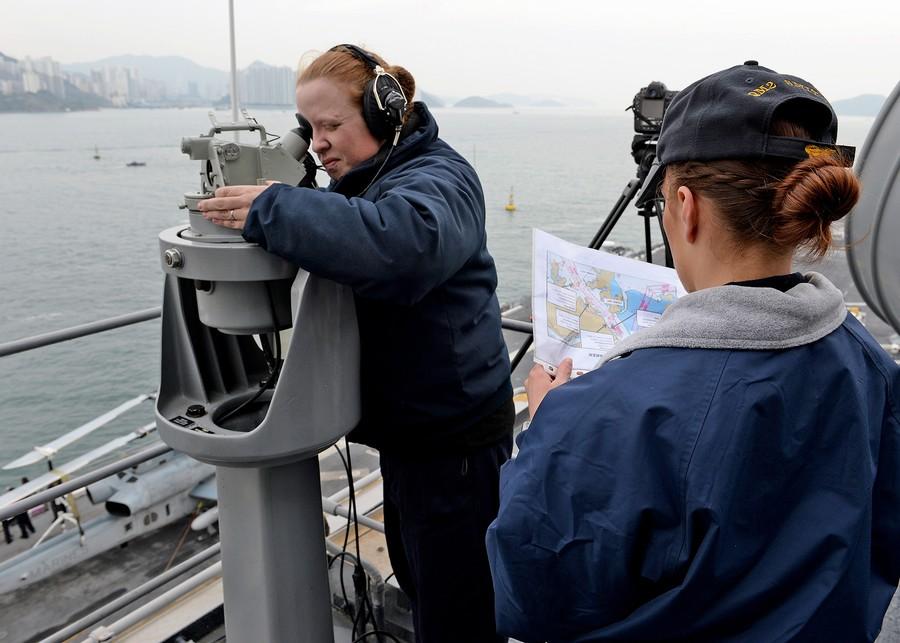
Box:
[747,80,776,97]
[784,78,822,97]
[805,144,836,159]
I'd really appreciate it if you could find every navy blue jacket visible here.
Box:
[487,314,900,642]
[243,103,511,450]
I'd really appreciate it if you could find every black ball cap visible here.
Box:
[635,61,855,207]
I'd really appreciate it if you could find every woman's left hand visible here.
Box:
[197,183,275,230]
[525,358,573,419]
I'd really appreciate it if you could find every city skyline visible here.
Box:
[0,50,596,110]
[0,51,299,108]
[2,0,898,111]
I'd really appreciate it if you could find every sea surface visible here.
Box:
[0,106,875,489]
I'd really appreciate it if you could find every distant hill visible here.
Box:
[63,55,228,97]
[454,96,512,108]
[833,94,886,117]
[418,90,444,108]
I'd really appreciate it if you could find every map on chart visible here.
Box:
[532,229,685,374]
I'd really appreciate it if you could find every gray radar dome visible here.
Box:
[846,81,900,334]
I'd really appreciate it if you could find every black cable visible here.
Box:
[331,442,360,622]
[332,443,354,556]
[344,439,384,637]
[356,128,401,197]
[215,376,269,425]
[344,438,369,638]
[334,440,383,638]
[352,631,403,643]
[328,550,358,613]
[345,438,362,559]
[328,550,359,567]
[216,288,284,426]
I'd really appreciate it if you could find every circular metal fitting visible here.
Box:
[222,143,240,161]
[163,248,184,269]
[186,404,207,418]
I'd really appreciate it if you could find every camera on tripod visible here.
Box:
[628,81,678,178]
[631,81,677,135]
[589,81,681,267]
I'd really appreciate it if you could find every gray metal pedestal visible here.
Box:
[217,458,333,642]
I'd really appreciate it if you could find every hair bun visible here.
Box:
[770,155,860,255]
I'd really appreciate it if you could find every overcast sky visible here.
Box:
[3,0,898,110]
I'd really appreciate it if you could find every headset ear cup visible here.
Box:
[376,74,407,127]
[361,74,407,141]
[361,78,388,139]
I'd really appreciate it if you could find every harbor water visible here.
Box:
[0,106,875,488]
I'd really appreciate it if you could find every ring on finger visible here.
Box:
[228,209,235,221]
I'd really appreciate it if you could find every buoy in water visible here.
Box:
[505,186,517,212]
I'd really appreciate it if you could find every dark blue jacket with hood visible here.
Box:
[487,274,900,642]
[243,103,511,451]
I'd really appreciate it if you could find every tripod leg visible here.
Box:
[589,179,642,250]
[643,211,653,263]
[510,335,533,373]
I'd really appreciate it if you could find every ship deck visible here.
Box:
[2,231,899,642]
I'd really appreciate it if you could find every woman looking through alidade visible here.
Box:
[199,45,512,642]
[487,62,900,641]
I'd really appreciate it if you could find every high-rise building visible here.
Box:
[20,56,65,97]
[240,61,294,106]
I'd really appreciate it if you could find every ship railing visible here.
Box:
[0,441,172,522]
[0,308,550,529]
[45,543,222,643]
[500,317,534,373]
[1,308,175,523]
[0,306,162,358]
[0,306,393,641]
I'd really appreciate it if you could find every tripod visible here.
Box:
[588,137,673,266]
[507,139,674,374]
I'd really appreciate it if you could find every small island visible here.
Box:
[832,94,886,117]
[454,96,513,109]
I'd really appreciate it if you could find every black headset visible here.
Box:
[330,44,408,142]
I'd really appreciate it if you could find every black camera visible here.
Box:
[630,81,678,135]
[628,81,679,178]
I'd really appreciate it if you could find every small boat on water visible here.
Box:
[126,161,146,167]
[92,146,100,160]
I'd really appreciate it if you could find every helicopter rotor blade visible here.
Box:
[3,394,152,470]
[0,422,157,509]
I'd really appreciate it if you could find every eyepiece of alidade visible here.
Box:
[164,248,184,269]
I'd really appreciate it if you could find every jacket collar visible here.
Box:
[329,102,438,197]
